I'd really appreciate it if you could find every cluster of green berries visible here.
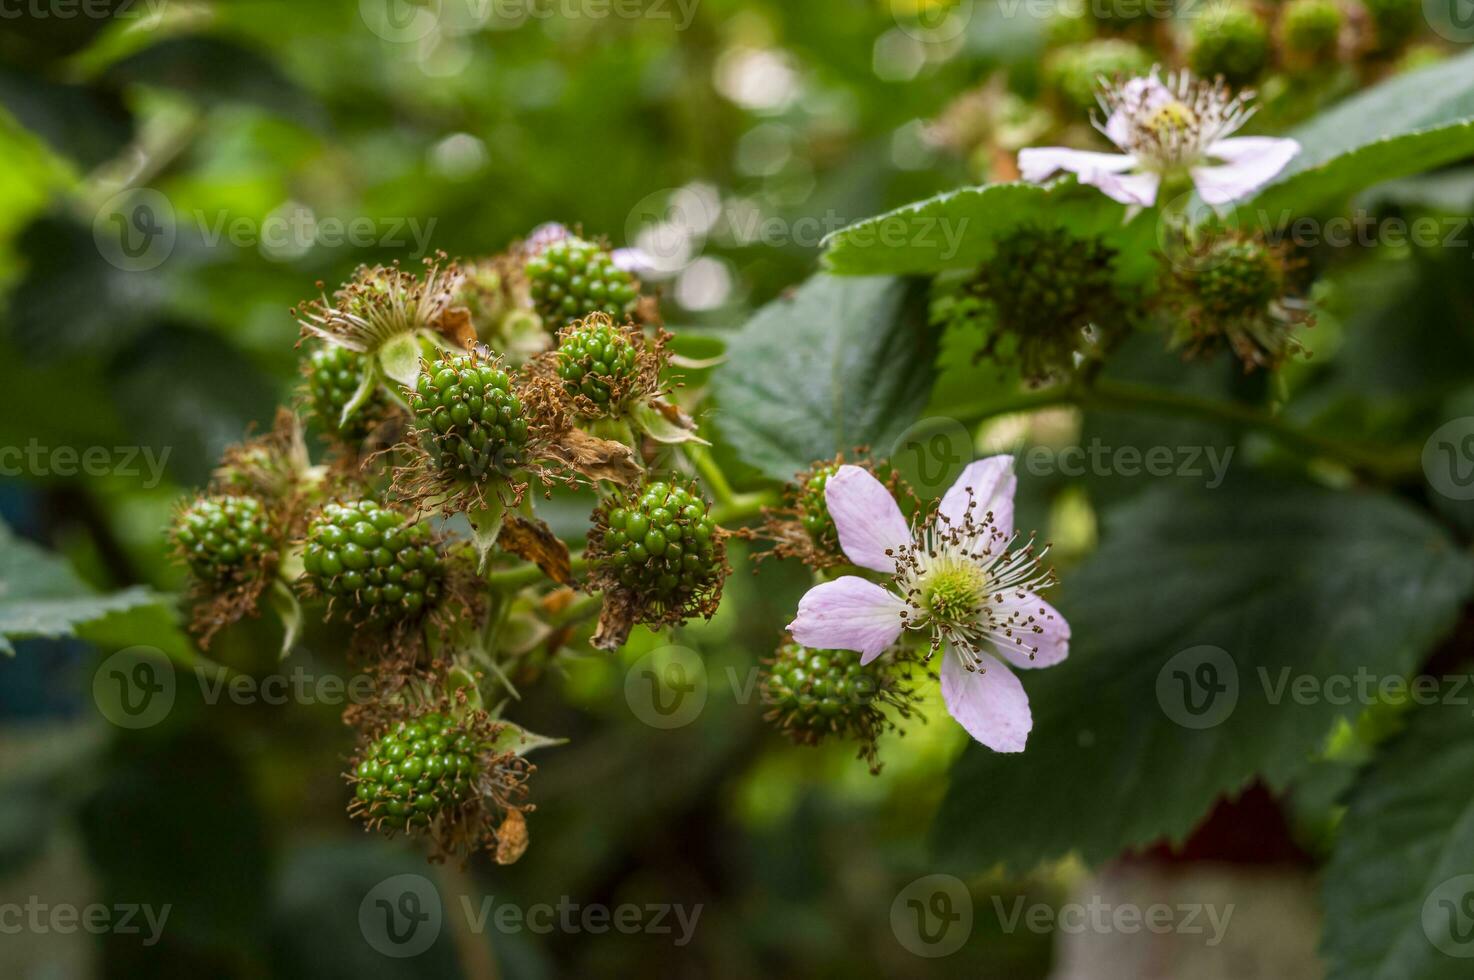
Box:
[1189,5,1271,86]
[973,226,1127,379]
[525,236,639,327]
[409,352,529,480]
[304,345,390,441]
[1190,238,1283,318]
[596,481,722,605]
[352,711,482,829]
[556,319,641,408]
[303,500,443,619]
[763,642,887,737]
[797,465,840,550]
[1280,0,1342,59]
[172,495,274,581]
[1046,39,1152,109]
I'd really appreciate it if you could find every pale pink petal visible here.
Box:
[1017,147,1135,183]
[523,222,570,255]
[937,455,1016,539]
[940,651,1033,752]
[611,247,653,275]
[824,464,911,573]
[987,591,1070,670]
[1103,73,1172,146]
[788,577,908,664]
[1089,168,1160,206]
[1191,137,1301,205]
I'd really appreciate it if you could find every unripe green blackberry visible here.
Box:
[1046,39,1153,110]
[764,642,885,734]
[971,225,1128,380]
[1280,0,1342,59]
[351,711,481,829]
[1360,0,1419,52]
[304,345,390,440]
[596,480,722,605]
[798,464,839,548]
[1190,6,1271,86]
[556,319,640,407]
[302,500,444,619]
[1194,238,1283,317]
[172,495,274,581]
[524,236,639,327]
[408,351,530,481]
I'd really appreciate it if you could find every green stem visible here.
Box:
[712,490,778,526]
[938,378,1422,480]
[484,554,590,591]
[686,444,737,507]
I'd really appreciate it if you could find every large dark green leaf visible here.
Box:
[1245,48,1474,216]
[710,274,935,481]
[933,477,1474,871]
[1322,699,1474,979]
[0,519,158,656]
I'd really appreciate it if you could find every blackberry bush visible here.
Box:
[304,344,392,441]
[525,235,639,327]
[302,500,444,620]
[408,350,530,483]
[350,710,481,830]
[172,495,275,582]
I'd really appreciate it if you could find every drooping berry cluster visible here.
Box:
[555,318,640,408]
[761,641,916,773]
[409,351,530,482]
[302,500,444,620]
[525,236,639,327]
[351,710,481,830]
[172,495,275,581]
[304,345,391,441]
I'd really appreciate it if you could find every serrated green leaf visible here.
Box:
[1322,699,1474,979]
[1244,48,1474,217]
[0,519,160,655]
[820,180,1156,281]
[932,477,1474,871]
[710,274,935,482]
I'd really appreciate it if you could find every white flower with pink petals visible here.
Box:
[1017,68,1299,208]
[786,457,1069,753]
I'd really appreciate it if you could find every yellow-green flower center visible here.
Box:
[921,560,988,624]
[1143,100,1196,135]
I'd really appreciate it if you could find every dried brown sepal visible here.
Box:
[496,514,573,585]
